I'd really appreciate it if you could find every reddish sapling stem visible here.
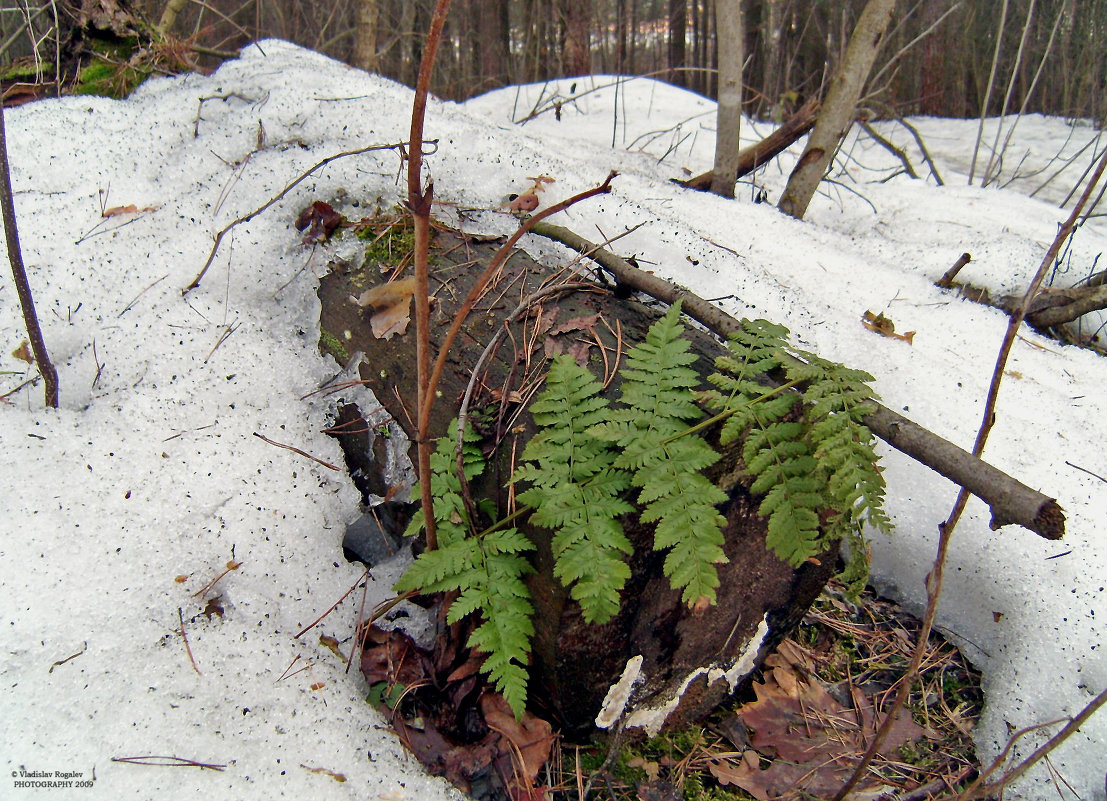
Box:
[407,0,453,551]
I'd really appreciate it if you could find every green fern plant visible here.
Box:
[395,309,890,718]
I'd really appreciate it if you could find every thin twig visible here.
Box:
[294,568,368,639]
[252,432,339,470]
[111,755,225,770]
[184,141,415,293]
[118,274,168,317]
[0,82,57,407]
[204,320,239,363]
[937,253,972,288]
[953,691,1107,800]
[191,559,242,598]
[177,608,201,675]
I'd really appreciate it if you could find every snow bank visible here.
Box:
[2,45,1104,800]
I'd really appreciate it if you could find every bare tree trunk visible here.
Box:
[710,0,744,198]
[668,0,687,87]
[968,0,1009,183]
[477,0,510,88]
[759,0,783,118]
[628,0,638,73]
[684,96,817,191]
[354,0,381,72]
[778,0,895,220]
[561,0,591,75]
[399,0,418,85]
[616,0,628,74]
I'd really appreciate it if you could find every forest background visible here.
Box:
[1,0,1104,124]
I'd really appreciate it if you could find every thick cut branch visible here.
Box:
[679,98,819,192]
[529,220,1064,541]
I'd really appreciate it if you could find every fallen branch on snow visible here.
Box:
[529,220,1064,541]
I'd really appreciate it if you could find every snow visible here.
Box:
[1,42,1105,800]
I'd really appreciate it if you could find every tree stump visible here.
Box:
[318,217,836,737]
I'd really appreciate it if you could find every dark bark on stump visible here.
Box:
[319,220,837,735]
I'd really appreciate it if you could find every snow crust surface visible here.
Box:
[1,43,1105,800]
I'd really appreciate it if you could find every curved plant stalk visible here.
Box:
[1,96,58,407]
[405,2,615,554]
[418,172,616,434]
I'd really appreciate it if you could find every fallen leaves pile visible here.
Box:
[547,584,982,801]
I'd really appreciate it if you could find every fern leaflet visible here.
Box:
[513,354,635,624]
[592,302,728,606]
[788,349,892,569]
[705,321,890,571]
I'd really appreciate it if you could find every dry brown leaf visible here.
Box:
[726,643,925,800]
[862,310,914,345]
[508,193,540,213]
[709,751,769,801]
[319,634,346,661]
[102,204,158,217]
[11,340,32,363]
[370,299,412,340]
[353,277,417,341]
[354,276,416,309]
[295,200,344,244]
[480,693,556,783]
[445,654,484,684]
[548,313,600,336]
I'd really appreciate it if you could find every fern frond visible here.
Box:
[395,525,535,718]
[451,528,535,718]
[711,327,827,567]
[790,349,891,542]
[514,354,634,624]
[394,421,536,719]
[591,302,728,607]
[708,322,893,571]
